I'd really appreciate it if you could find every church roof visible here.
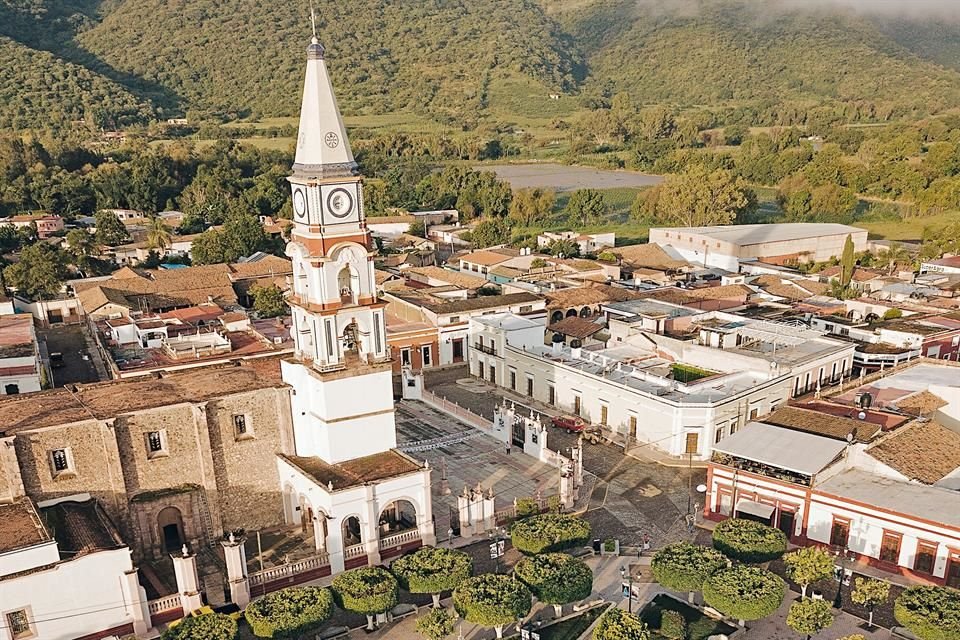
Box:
[280,450,423,490]
[291,36,356,179]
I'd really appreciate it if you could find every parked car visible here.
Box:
[551,415,602,444]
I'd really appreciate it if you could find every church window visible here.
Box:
[6,609,33,639]
[374,313,383,354]
[233,414,253,440]
[50,448,73,476]
[146,430,168,457]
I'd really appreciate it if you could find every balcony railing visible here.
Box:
[712,453,813,487]
[248,553,330,587]
[378,529,421,550]
[473,343,496,356]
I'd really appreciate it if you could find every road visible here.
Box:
[476,163,664,192]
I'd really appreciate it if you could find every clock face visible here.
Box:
[293,188,307,219]
[327,188,354,220]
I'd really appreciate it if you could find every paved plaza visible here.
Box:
[422,366,706,548]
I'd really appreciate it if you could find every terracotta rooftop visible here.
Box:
[0,314,35,359]
[41,498,125,556]
[0,500,49,554]
[547,316,605,339]
[75,264,239,313]
[458,250,515,267]
[374,269,398,286]
[613,243,687,271]
[281,450,422,490]
[407,266,489,290]
[893,390,948,416]
[868,420,960,484]
[544,284,642,309]
[228,255,293,280]
[819,266,884,283]
[753,275,830,299]
[0,359,285,434]
[762,406,881,444]
[682,284,754,301]
[389,291,541,315]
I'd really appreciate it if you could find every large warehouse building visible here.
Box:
[649,223,868,270]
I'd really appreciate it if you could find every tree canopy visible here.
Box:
[391,546,473,607]
[636,166,755,227]
[565,189,608,227]
[331,567,398,619]
[702,566,786,623]
[416,607,457,640]
[513,553,593,615]
[783,547,834,599]
[593,607,651,640]
[850,577,890,628]
[510,514,591,555]
[452,574,531,639]
[3,243,68,300]
[786,598,834,639]
[894,586,960,640]
[711,518,788,564]
[243,586,335,639]
[250,284,287,318]
[161,613,238,640]
[651,542,727,599]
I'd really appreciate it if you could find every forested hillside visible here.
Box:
[4,0,960,131]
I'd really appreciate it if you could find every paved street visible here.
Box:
[38,323,103,386]
[423,366,706,548]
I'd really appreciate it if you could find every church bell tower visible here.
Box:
[281,34,395,463]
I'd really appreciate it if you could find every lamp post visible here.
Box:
[620,566,634,614]
[832,545,855,609]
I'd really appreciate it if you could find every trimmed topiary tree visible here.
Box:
[784,547,834,599]
[453,574,531,639]
[894,585,960,640]
[850,577,890,628]
[702,565,786,627]
[514,552,593,616]
[510,514,591,555]
[332,567,399,631]
[659,609,687,640]
[593,606,651,640]
[161,613,238,640]
[244,586,334,638]
[651,542,727,603]
[786,598,834,640]
[712,518,787,564]
[416,607,457,640]
[392,546,473,608]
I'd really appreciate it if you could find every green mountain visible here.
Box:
[4,0,960,131]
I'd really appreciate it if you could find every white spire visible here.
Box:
[292,34,356,179]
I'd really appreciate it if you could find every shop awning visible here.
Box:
[735,499,775,520]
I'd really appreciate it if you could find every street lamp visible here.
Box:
[832,545,856,609]
[619,565,634,614]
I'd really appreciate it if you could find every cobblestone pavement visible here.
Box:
[423,366,706,549]
[395,401,560,541]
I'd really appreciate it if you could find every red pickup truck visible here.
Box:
[551,415,602,443]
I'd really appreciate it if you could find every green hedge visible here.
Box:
[452,574,531,630]
[510,514,591,555]
[711,518,787,564]
[593,606,651,640]
[894,586,960,640]
[702,566,786,622]
[161,613,237,640]
[651,542,727,594]
[331,567,399,617]
[244,586,334,638]
[514,553,593,606]
[391,546,473,596]
[659,609,687,640]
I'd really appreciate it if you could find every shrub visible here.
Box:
[603,539,616,552]
[593,607,651,640]
[416,607,457,640]
[711,518,787,564]
[392,547,473,607]
[161,613,237,640]
[783,547,834,598]
[244,586,334,638]
[702,566,786,623]
[850,577,890,628]
[510,514,591,555]
[514,553,593,616]
[651,542,727,599]
[659,609,687,640]
[894,586,960,640]
[332,567,398,629]
[786,598,834,638]
[453,574,531,639]
[515,497,539,518]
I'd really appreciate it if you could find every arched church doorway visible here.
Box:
[157,506,185,552]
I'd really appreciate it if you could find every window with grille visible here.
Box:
[7,610,31,638]
[147,431,164,453]
[51,449,70,473]
[880,532,901,564]
[915,541,938,574]
[234,415,248,436]
[421,346,432,367]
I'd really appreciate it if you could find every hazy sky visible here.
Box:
[639,0,960,20]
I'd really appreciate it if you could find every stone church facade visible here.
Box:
[0,361,295,560]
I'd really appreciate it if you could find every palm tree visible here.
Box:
[145,216,172,251]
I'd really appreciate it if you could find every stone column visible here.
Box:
[419,465,437,546]
[312,515,327,553]
[458,487,474,539]
[221,534,250,608]
[171,546,203,614]
[327,518,346,575]
[482,487,496,532]
[120,568,151,637]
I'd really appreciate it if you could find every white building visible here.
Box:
[470,309,854,459]
[537,231,616,255]
[649,223,868,271]
[0,314,43,395]
[276,33,434,575]
[0,497,150,640]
